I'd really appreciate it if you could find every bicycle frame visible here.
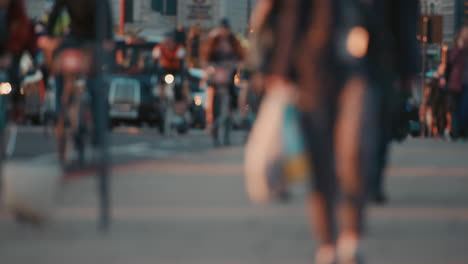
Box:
[56,48,91,165]
[206,63,237,146]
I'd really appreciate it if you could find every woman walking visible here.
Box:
[249,0,419,263]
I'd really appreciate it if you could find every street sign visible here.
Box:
[178,0,217,29]
[186,0,214,20]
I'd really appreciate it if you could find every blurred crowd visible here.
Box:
[423,26,468,139]
[0,0,467,263]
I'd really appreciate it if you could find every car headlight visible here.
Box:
[0,82,12,95]
[164,74,175,84]
[194,95,203,106]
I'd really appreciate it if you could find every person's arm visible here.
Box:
[250,0,272,32]
[46,0,64,36]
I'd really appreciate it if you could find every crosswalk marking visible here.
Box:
[30,142,181,165]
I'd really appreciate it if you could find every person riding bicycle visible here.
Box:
[152,32,188,124]
[202,18,245,132]
[41,0,113,163]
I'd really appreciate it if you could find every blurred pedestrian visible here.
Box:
[175,25,187,47]
[426,62,450,138]
[447,26,468,138]
[366,0,420,204]
[187,23,201,68]
[0,0,36,122]
[249,0,419,262]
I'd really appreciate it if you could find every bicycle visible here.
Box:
[40,36,111,231]
[206,62,238,147]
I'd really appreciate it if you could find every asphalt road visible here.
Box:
[0,138,467,264]
[10,125,247,166]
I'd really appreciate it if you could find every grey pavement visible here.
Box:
[0,138,467,264]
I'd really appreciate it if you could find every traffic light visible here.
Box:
[418,15,443,44]
[429,15,443,44]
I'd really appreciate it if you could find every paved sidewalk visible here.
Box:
[0,139,467,264]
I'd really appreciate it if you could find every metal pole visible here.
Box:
[95,52,111,232]
[420,1,429,136]
[247,0,252,34]
[96,0,112,232]
[119,0,126,36]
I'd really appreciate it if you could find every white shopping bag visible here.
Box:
[244,81,311,203]
[244,83,300,203]
[2,162,61,223]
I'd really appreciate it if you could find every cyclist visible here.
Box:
[250,0,419,263]
[202,18,245,134]
[40,0,113,163]
[152,32,188,125]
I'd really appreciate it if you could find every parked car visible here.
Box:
[108,41,165,128]
[108,74,163,127]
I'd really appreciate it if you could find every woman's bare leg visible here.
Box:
[334,76,370,261]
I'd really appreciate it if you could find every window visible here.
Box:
[166,0,177,16]
[151,0,163,12]
[151,0,177,16]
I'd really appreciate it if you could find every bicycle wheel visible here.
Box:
[212,91,222,147]
[74,94,91,165]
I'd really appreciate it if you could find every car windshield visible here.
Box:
[113,42,158,75]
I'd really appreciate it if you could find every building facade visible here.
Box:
[25,0,255,39]
[422,0,468,44]
[24,0,464,42]
[130,0,256,38]
[424,0,457,43]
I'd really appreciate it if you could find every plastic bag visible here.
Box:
[244,87,310,204]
